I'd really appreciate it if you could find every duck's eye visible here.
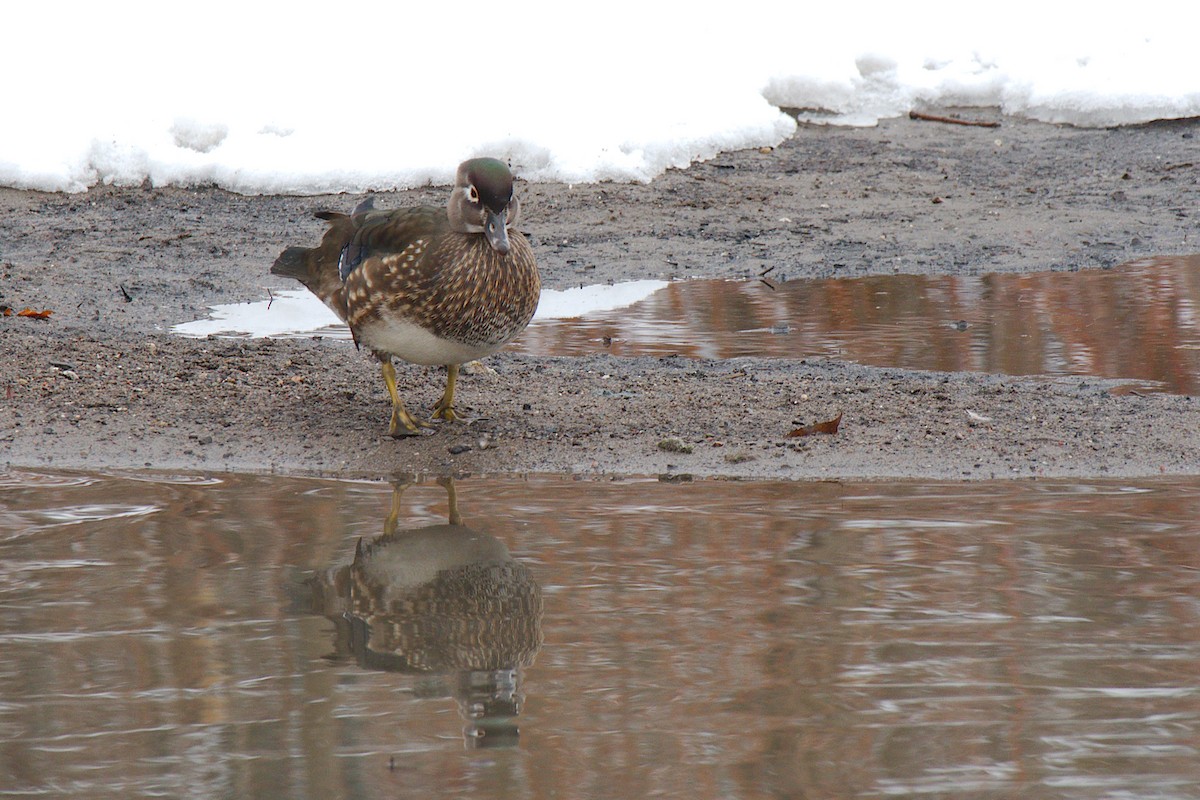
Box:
[468,185,479,204]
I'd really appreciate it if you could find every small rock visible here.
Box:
[448,443,472,455]
[461,360,495,376]
[658,437,693,454]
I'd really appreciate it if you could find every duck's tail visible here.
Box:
[270,212,353,320]
[269,246,312,282]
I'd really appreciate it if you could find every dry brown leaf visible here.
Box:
[787,412,843,438]
[17,308,53,320]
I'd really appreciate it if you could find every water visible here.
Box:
[521,255,1200,394]
[4,470,1200,799]
[180,255,1200,393]
[172,280,671,339]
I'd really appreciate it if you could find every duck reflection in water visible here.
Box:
[309,477,543,748]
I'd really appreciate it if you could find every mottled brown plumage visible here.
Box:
[271,158,540,435]
[308,478,543,747]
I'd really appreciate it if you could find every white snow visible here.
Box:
[4,1,1198,194]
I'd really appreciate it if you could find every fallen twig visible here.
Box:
[909,111,1000,128]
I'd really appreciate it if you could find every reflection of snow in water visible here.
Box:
[534,280,669,320]
[170,258,1200,392]
[173,289,348,340]
[171,280,670,340]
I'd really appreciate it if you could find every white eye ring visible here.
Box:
[468,185,479,203]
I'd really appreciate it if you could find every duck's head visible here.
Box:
[447,157,521,255]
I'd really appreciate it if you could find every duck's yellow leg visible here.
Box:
[382,479,411,537]
[431,363,462,422]
[436,476,462,525]
[381,359,430,436]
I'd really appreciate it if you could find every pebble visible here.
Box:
[658,437,693,454]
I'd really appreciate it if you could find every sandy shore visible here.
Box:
[3,110,1199,480]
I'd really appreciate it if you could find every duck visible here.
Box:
[307,477,543,747]
[271,158,540,435]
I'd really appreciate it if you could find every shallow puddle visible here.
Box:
[4,470,1200,798]
[179,255,1200,393]
[521,255,1200,393]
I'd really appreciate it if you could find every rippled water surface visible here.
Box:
[4,471,1200,798]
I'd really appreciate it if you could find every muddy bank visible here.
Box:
[3,111,1199,480]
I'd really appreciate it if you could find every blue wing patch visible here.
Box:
[338,196,378,281]
[338,242,365,281]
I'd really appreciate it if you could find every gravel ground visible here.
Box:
[3,110,1199,480]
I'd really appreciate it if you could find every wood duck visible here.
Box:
[308,478,543,746]
[271,158,540,436]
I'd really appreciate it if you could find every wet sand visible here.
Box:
[3,110,1199,480]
